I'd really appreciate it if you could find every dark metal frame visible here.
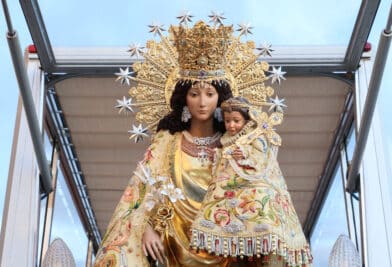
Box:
[20,0,380,74]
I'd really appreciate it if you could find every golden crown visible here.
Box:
[170,21,232,80]
[114,12,287,142]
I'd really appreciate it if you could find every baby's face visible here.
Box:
[224,111,247,136]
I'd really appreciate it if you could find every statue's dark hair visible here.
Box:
[221,96,251,121]
[157,80,233,134]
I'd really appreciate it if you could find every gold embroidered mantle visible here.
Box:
[190,125,312,266]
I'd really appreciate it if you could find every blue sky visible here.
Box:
[0,0,391,265]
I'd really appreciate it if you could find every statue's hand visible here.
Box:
[142,224,165,264]
[232,148,245,161]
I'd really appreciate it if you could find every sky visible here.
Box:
[0,0,391,266]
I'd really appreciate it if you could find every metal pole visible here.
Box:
[1,0,52,193]
[347,3,392,193]
[85,239,94,267]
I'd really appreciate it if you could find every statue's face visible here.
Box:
[186,82,218,122]
[223,111,246,136]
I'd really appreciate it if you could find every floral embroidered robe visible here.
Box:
[94,130,230,267]
[190,122,312,267]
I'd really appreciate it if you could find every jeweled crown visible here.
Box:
[170,21,232,80]
[114,11,288,143]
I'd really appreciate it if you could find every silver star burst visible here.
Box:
[115,67,133,86]
[148,23,165,36]
[128,124,149,143]
[237,23,253,37]
[177,11,193,26]
[269,95,287,112]
[115,96,134,114]
[257,43,274,57]
[268,66,287,84]
[127,43,144,58]
[208,11,226,27]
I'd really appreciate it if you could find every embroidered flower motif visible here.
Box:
[273,192,290,215]
[282,195,290,214]
[214,208,231,226]
[227,198,240,208]
[103,220,132,255]
[121,186,138,202]
[275,193,282,204]
[238,188,258,214]
[143,148,153,163]
[160,183,185,202]
[224,190,236,199]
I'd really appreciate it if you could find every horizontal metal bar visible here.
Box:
[33,45,349,75]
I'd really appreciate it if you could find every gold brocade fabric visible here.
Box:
[163,144,229,266]
[94,131,229,267]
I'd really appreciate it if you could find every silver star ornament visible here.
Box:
[208,11,226,27]
[177,11,193,26]
[269,95,287,112]
[115,67,133,86]
[127,43,144,58]
[128,124,149,143]
[237,23,253,37]
[148,23,165,36]
[115,96,134,114]
[268,66,286,84]
[257,43,274,57]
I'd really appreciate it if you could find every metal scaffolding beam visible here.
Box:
[347,3,392,193]
[1,0,52,193]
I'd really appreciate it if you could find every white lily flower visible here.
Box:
[133,163,156,185]
[145,200,157,211]
[160,183,185,203]
[157,176,168,182]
